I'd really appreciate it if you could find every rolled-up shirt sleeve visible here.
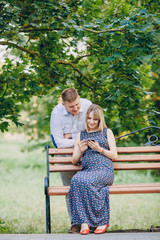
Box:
[72,133,77,140]
[50,110,75,148]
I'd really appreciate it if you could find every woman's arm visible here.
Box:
[103,128,118,160]
[72,133,81,165]
[72,133,88,165]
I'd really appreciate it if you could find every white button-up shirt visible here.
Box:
[50,98,92,148]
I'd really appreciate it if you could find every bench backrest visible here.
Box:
[47,146,160,173]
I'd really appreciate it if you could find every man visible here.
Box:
[50,88,92,233]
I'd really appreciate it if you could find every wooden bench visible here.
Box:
[44,128,160,233]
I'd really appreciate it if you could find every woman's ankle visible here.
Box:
[81,223,89,231]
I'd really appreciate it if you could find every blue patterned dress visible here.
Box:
[68,128,114,227]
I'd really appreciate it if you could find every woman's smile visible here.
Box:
[87,112,99,131]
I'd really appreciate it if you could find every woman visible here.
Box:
[68,104,118,235]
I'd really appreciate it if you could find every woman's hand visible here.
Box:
[87,140,101,152]
[78,140,88,153]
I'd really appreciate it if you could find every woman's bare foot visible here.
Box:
[80,223,90,235]
[95,225,106,230]
[80,223,89,231]
[94,224,109,234]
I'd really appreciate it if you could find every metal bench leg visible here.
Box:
[46,194,51,233]
[45,176,51,233]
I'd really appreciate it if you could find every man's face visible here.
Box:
[63,96,81,115]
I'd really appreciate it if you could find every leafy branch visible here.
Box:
[0,41,38,56]
[20,27,64,32]
[19,25,126,35]
[71,53,92,63]
[80,26,126,34]
[57,60,106,94]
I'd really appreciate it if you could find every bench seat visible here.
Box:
[48,182,160,196]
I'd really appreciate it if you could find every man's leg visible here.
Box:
[60,171,80,233]
[60,171,76,221]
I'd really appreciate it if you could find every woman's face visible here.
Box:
[87,111,99,131]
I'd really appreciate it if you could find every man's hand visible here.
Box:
[64,133,72,139]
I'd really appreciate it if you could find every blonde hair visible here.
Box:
[85,104,107,132]
[61,88,78,102]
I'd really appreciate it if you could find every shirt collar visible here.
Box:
[79,104,83,113]
[62,105,70,116]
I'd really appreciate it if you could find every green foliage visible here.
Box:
[0,0,159,139]
[0,219,15,233]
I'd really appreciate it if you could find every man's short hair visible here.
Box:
[61,88,79,102]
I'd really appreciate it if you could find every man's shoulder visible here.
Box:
[51,103,64,114]
[80,98,92,105]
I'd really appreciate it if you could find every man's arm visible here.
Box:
[64,133,72,139]
[50,110,75,148]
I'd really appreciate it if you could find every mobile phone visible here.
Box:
[86,139,95,143]
[87,139,95,150]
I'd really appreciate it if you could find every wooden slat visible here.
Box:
[48,183,160,196]
[49,164,82,172]
[116,154,160,162]
[111,183,160,188]
[117,146,160,153]
[49,157,73,164]
[49,148,73,155]
[48,146,160,155]
[49,163,160,172]
[48,186,70,196]
[113,163,160,170]
[109,185,160,194]
[49,154,160,164]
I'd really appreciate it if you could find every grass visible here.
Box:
[0,133,160,233]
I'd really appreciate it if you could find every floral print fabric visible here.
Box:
[68,128,114,227]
